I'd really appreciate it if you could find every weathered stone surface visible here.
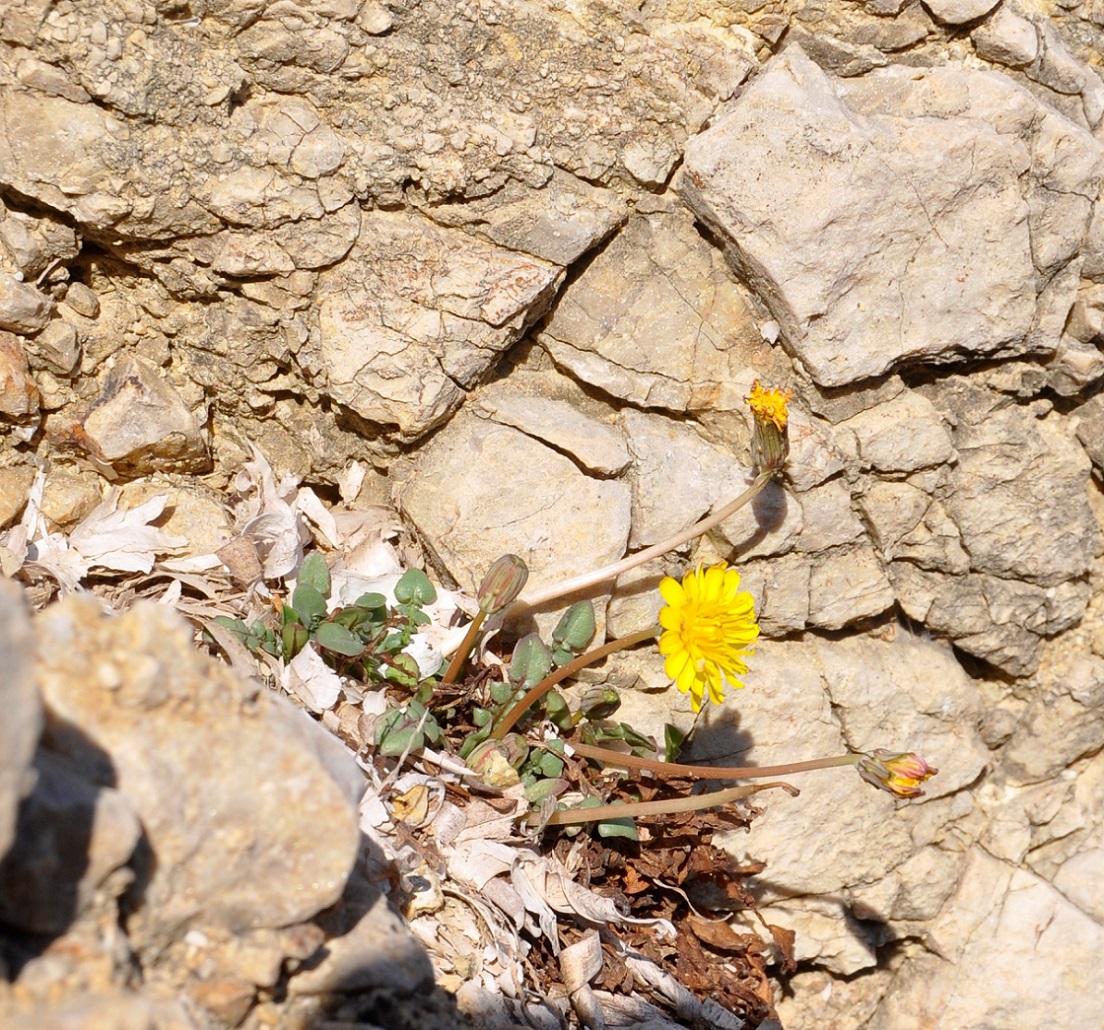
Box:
[860,480,970,573]
[681,46,1104,388]
[806,544,896,630]
[835,390,956,473]
[1076,392,1104,476]
[0,329,39,418]
[0,748,141,935]
[312,211,561,442]
[538,207,773,412]
[867,848,1104,1029]
[892,563,1091,676]
[0,272,54,334]
[27,318,80,376]
[419,169,628,268]
[972,5,1040,67]
[1023,750,1104,920]
[0,580,40,861]
[77,356,210,474]
[924,0,1000,26]
[931,379,1098,588]
[394,412,631,599]
[703,628,983,904]
[621,410,748,550]
[0,463,35,529]
[1001,654,1104,783]
[34,597,362,952]
[0,206,79,279]
[475,387,630,477]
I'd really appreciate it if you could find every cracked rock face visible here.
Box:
[2,0,1104,1027]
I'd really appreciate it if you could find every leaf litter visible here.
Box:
[0,444,784,1029]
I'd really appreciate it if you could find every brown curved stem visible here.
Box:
[530,780,799,827]
[491,625,659,740]
[440,610,485,685]
[565,741,861,780]
[505,470,773,617]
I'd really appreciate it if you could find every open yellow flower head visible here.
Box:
[746,380,794,431]
[657,562,759,712]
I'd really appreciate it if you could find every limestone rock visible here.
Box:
[806,545,896,630]
[621,410,748,550]
[0,464,35,529]
[1001,654,1104,783]
[705,628,982,906]
[924,0,1000,26]
[867,848,1104,1029]
[835,390,956,474]
[394,412,631,599]
[474,389,630,477]
[0,272,54,334]
[931,379,1098,588]
[892,563,1091,676]
[0,748,141,935]
[682,46,1104,388]
[0,206,79,279]
[0,580,40,861]
[538,207,774,413]
[972,5,1040,68]
[77,356,210,475]
[312,211,561,443]
[418,170,628,268]
[34,597,362,953]
[0,329,39,418]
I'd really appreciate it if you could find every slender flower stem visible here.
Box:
[506,471,774,617]
[530,780,799,827]
[491,625,659,740]
[564,740,862,780]
[440,610,485,684]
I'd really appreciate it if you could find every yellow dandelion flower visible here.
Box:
[657,563,759,712]
[746,380,794,431]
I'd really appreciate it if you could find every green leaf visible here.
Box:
[619,723,653,750]
[537,751,565,778]
[394,568,436,605]
[314,621,365,656]
[525,777,567,804]
[472,707,493,727]
[489,680,518,705]
[543,689,573,732]
[291,584,328,627]
[298,553,331,597]
[281,622,309,660]
[352,592,388,612]
[552,601,596,654]
[211,616,250,640]
[664,723,687,763]
[509,633,553,691]
[597,817,638,840]
[375,709,426,756]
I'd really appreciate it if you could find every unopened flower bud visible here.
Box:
[477,554,529,614]
[856,749,938,799]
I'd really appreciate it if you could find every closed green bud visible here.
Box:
[477,554,529,614]
[579,686,621,721]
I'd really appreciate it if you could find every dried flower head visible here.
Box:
[658,562,759,712]
[746,380,794,431]
[856,749,938,799]
[746,380,794,477]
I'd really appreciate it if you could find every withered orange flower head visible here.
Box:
[746,380,795,432]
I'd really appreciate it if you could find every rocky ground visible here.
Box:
[2,0,1104,1027]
